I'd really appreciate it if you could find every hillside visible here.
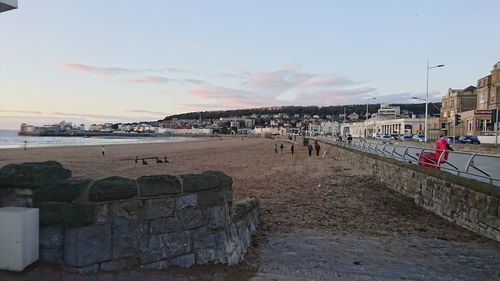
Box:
[163,103,441,120]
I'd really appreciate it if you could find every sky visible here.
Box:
[1,0,499,129]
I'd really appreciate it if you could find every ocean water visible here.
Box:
[0,130,197,149]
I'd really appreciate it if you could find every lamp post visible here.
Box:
[365,97,377,138]
[425,61,444,142]
[412,96,441,112]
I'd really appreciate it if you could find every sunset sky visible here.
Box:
[1,0,499,129]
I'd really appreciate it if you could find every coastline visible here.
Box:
[0,135,201,150]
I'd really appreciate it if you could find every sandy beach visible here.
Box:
[2,137,500,280]
[0,136,485,239]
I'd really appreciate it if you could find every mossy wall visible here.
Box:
[0,162,258,273]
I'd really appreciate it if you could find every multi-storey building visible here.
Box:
[476,61,500,110]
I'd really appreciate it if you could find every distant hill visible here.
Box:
[163,103,441,121]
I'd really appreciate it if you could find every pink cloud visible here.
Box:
[183,65,378,111]
[128,76,170,84]
[60,63,134,76]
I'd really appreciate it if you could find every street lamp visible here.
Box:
[366,97,377,138]
[425,61,444,142]
[411,96,441,112]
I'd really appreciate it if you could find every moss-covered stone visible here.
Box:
[37,202,96,227]
[0,161,71,189]
[181,173,219,192]
[137,175,181,197]
[88,177,137,202]
[203,171,233,191]
[231,197,258,221]
[33,179,91,203]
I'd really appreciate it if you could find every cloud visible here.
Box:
[183,65,377,110]
[125,110,167,116]
[60,63,137,76]
[0,109,42,115]
[128,76,171,84]
[183,78,206,85]
[60,62,191,77]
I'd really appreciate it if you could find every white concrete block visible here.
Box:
[0,207,39,271]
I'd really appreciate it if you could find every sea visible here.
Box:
[0,129,197,149]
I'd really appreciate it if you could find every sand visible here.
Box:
[0,136,486,241]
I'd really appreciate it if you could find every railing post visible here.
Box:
[465,153,475,174]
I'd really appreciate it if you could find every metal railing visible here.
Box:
[312,137,500,186]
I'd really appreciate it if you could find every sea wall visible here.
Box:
[320,142,500,242]
[0,161,258,273]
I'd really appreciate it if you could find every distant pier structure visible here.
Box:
[0,0,17,13]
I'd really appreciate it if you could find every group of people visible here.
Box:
[274,143,295,155]
[274,140,321,157]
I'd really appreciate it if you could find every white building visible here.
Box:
[348,112,359,120]
[244,119,256,128]
[230,121,240,128]
[377,103,401,118]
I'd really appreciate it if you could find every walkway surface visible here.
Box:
[1,138,500,280]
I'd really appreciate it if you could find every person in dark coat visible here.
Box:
[291,144,295,156]
[280,143,284,154]
[314,141,321,156]
[307,144,313,156]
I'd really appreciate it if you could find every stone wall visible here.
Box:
[0,161,258,273]
[320,142,500,242]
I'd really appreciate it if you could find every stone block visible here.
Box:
[178,208,204,230]
[37,202,95,227]
[64,224,112,267]
[208,206,230,229]
[197,189,226,208]
[62,264,99,274]
[33,179,90,203]
[96,203,110,224]
[0,161,71,190]
[40,226,64,249]
[231,197,258,221]
[100,258,137,272]
[181,173,218,192]
[40,248,63,264]
[140,260,169,270]
[112,223,149,259]
[110,199,142,225]
[191,227,216,248]
[140,231,190,264]
[137,175,182,197]
[202,171,233,190]
[150,217,180,234]
[194,248,216,265]
[169,253,195,268]
[88,176,137,202]
[176,194,197,210]
[143,198,175,220]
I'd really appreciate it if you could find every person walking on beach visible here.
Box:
[274,144,278,154]
[101,146,106,157]
[291,144,295,156]
[314,141,321,156]
[280,143,284,154]
[307,143,313,157]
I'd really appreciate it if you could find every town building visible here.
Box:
[476,61,500,110]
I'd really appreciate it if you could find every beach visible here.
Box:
[0,136,484,239]
[2,136,500,280]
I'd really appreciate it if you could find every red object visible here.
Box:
[435,138,450,162]
[419,152,438,169]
